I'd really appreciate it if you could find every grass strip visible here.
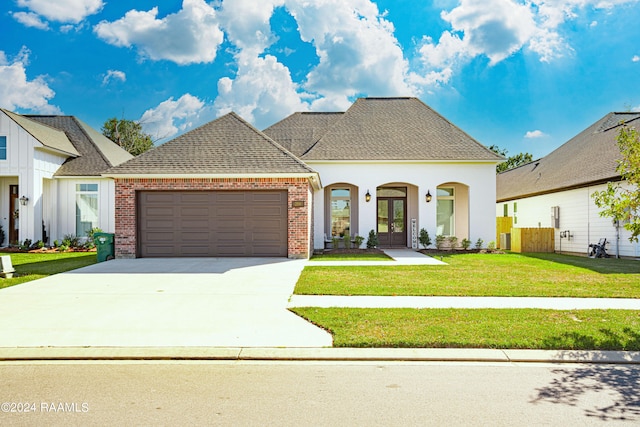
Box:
[291,307,640,350]
[309,252,393,261]
[295,253,640,298]
[0,252,97,289]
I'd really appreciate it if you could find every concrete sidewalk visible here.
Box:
[1,347,639,364]
[310,248,447,266]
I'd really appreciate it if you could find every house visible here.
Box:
[0,109,133,246]
[106,97,502,258]
[496,112,640,258]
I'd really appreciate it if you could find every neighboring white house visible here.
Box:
[496,112,640,258]
[0,109,132,246]
[264,97,503,252]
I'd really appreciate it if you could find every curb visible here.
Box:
[1,347,639,364]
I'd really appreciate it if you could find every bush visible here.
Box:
[448,236,458,249]
[487,240,496,251]
[418,228,431,249]
[461,238,471,250]
[53,239,60,248]
[366,230,379,248]
[435,235,446,250]
[344,234,352,249]
[475,238,484,250]
[353,235,365,248]
[63,234,80,248]
[58,244,69,252]
[331,235,340,249]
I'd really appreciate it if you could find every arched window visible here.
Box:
[330,188,351,237]
[437,187,454,236]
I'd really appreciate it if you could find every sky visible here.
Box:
[2,0,640,159]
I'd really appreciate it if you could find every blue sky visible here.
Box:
[2,0,639,159]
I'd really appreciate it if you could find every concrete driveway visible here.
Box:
[0,258,332,348]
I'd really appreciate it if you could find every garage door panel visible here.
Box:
[138,190,287,257]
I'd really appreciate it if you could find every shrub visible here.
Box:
[448,236,458,249]
[487,240,496,251]
[53,239,60,248]
[475,238,484,250]
[354,235,365,248]
[461,238,471,250]
[58,244,69,252]
[63,234,80,248]
[418,228,432,249]
[366,229,379,248]
[344,234,352,249]
[331,235,340,249]
[435,235,446,250]
[35,240,45,249]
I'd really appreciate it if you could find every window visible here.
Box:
[437,187,455,236]
[503,203,508,217]
[76,184,99,236]
[330,188,350,237]
[0,136,6,160]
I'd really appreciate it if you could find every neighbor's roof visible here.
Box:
[262,112,343,157]
[496,112,640,202]
[2,108,79,157]
[26,115,133,176]
[265,97,502,162]
[104,112,317,176]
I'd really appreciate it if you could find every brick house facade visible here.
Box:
[114,177,314,259]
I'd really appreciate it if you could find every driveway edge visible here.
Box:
[1,347,639,364]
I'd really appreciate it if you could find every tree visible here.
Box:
[489,145,534,173]
[102,118,153,156]
[592,124,640,242]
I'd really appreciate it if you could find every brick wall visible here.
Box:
[114,177,313,259]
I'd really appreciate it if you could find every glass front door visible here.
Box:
[377,197,406,247]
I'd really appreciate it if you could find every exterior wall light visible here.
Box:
[365,190,371,202]
[425,190,432,203]
[19,195,29,206]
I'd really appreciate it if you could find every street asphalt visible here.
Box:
[1,249,638,363]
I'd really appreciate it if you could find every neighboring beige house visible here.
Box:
[0,109,132,246]
[496,112,640,258]
[106,97,502,258]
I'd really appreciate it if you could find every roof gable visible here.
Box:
[496,112,640,201]
[26,115,133,176]
[297,97,502,161]
[105,112,317,176]
[2,109,79,157]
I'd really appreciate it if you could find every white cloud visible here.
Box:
[11,11,49,30]
[219,0,284,54]
[140,94,205,140]
[414,0,638,85]
[16,0,103,23]
[214,53,308,129]
[0,48,61,114]
[287,0,414,100]
[524,130,548,139]
[94,0,224,65]
[633,55,640,62]
[102,70,126,85]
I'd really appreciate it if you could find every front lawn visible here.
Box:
[291,307,640,350]
[295,253,640,298]
[0,252,97,289]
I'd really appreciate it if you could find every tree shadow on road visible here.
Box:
[531,351,640,421]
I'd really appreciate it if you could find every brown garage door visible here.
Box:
[137,191,288,257]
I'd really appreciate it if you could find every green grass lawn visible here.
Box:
[295,253,640,298]
[0,252,97,289]
[291,307,640,350]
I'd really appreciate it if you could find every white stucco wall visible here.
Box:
[497,183,640,258]
[310,161,497,250]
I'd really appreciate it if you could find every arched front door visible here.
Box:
[377,187,407,247]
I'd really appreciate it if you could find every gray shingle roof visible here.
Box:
[2,109,79,157]
[262,112,343,157]
[105,112,317,176]
[496,112,640,202]
[272,97,502,161]
[26,115,133,176]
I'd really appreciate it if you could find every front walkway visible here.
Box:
[309,248,447,266]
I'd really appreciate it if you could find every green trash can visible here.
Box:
[94,232,115,262]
